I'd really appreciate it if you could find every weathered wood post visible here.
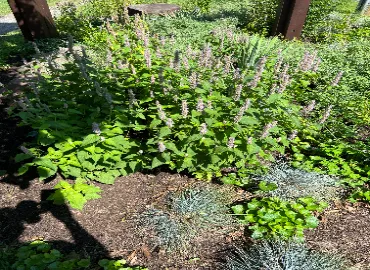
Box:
[7,0,58,41]
[273,0,312,40]
[357,0,370,13]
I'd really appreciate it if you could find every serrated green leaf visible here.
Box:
[37,166,57,181]
[152,157,165,169]
[232,204,245,215]
[15,153,33,163]
[82,134,101,147]
[34,158,57,171]
[97,171,116,184]
[159,126,172,137]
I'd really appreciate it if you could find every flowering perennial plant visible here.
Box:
[9,19,338,208]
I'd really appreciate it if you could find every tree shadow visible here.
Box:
[0,189,110,262]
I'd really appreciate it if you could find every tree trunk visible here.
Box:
[8,0,58,41]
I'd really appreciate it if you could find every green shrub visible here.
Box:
[224,239,346,270]
[1,241,90,270]
[0,241,146,270]
[232,197,328,241]
[9,20,328,208]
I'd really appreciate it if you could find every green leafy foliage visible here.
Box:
[232,197,328,241]
[99,259,147,270]
[0,241,146,270]
[10,19,321,207]
[3,241,90,270]
[47,180,102,210]
[8,5,370,210]
[224,239,346,270]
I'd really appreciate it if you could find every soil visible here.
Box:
[306,203,370,270]
[0,171,244,269]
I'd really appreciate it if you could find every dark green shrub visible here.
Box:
[0,241,147,270]
[232,197,328,241]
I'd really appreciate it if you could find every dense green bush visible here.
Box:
[224,240,346,270]
[11,20,333,208]
[10,13,370,207]
[232,197,327,241]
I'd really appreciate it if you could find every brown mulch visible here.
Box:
[0,172,243,269]
[306,203,370,270]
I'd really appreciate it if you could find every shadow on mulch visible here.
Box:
[0,172,241,269]
[306,203,370,270]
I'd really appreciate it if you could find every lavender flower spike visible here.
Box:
[261,121,278,139]
[319,105,333,124]
[331,71,344,86]
[181,100,189,118]
[249,56,267,88]
[302,100,316,116]
[158,142,166,153]
[234,99,251,123]
[156,100,166,121]
[200,123,208,135]
[196,98,205,112]
[234,84,243,101]
[92,122,101,135]
[166,118,174,128]
[227,137,236,148]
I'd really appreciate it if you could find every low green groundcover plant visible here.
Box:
[232,197,327,241]
[0,241,147,270]
[224,239,346,270]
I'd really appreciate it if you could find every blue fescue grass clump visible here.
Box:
[142,186,235,251]
[224,240,346,270]
[254,162,341,202]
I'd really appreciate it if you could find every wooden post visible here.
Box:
[357,0,370,13]
[7,0,58,41]
[273,0,312,40]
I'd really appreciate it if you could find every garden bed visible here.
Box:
[2,0,370,269]
[0,170,244,269]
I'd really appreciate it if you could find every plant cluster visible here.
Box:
[1,241,90,270]
[232,197,328,241]
[252,162,341,202]
[0,241,147,270]
[244,0,364,43]
[141,186,234,250]
[9,17,337,208]
[224,239,346,270]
